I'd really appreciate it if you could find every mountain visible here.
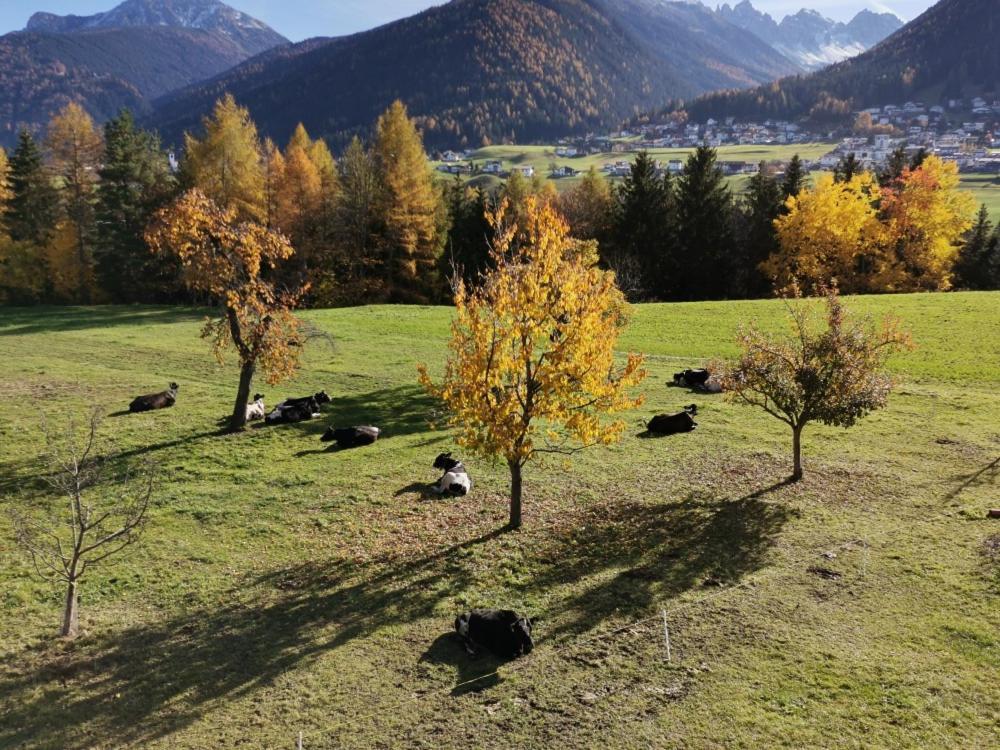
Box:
[717,1,903,70]
[0,0,287,148]
[685,0,1000,123]
[149,0,800,150]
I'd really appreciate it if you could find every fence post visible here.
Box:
[661,609,671,662]
[297,731,303,750]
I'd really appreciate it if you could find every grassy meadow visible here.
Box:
[0,294,998,749]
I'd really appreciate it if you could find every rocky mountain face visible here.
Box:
[718,1,903,70]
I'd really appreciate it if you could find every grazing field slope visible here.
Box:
[0,294,997,748]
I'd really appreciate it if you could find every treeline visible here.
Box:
[1,96,997,307]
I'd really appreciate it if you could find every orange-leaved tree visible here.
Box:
[722,285,911,481]
[146,189,306,431]
[419,196,646,529]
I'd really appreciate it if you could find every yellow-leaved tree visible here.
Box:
[419,197,646,529]
[183,95,265,223]
[877,156,974,290]
[146,190,306,432]
[768,172,885,293]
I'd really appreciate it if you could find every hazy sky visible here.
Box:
[1,0,939,41]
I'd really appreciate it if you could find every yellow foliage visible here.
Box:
[183,95,265,223]
[419,196,646,527]
[877,156,974,291]
[769,172,885,293]
[0,148,10,207]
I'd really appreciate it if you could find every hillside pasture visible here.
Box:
[0,295,997,748]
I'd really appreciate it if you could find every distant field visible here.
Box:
[0,294,997,748]
[436,143,1000,214]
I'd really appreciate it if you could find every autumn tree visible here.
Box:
[336,136,382,300]
[46,103,103,302]
[95,110,178,302]
[876,155,974,291]
[769,172,885,294]
[373,100,446,302]
[722,286,911,481]
[146,190,305,431]
[183,95,265,223]
[419,197,646,528]
[558,166,614,247]
[9,409,152,637]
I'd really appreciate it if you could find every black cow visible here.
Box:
[647,405,697,435]
[455,609,533,658]
[265,391,330,425]
[129,383,179,413]
[321,425,380,449]
[672,369,710,388]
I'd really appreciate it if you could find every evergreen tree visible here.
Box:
[558,166,614,247]
[611,151,673,298]
[46,103,103,302]
[373,100,445,303]
[737,161,783,298]
[95,110,177,302]
[674,146,734,300]
[443,177,492,287]
[833,152,862,183]
[781,154,807,201]
[4,130,58,245]
[879,147,909,187]
[336,136,381,301]
[183,95,265,223]
[954,205,1000,289]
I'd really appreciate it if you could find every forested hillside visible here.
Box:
[150,0,798,149]
[680,0,1000,124]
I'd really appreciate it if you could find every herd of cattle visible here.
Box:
[125,366,720,660]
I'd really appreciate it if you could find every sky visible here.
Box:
[0,0,939,41]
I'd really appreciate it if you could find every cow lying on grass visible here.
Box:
[129,383,179,413]
[672,369,722,393]
[455,609,533,658]
[246,394,266,422]
[321,425,380,449]
[432,452,472,496]
[265,391,330,425]
[647,405,697,435]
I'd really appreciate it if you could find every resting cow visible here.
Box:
[129,383,179,413]
[455,609,534,658]
[672,369,710,388]
[245,394,266,422]
[265,391,330,425]
[432,452,472,496]
[321,425,380,449]
[647,405,697,435]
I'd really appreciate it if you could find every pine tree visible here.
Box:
[444,177,492,287]
[834,152,862,183]
[611,151,672,298]
[95,110,178,302]
[558,166,614,246]
[781,154,807,201]
[337,136,382,301]
[373,100,445,303]
[46,103,103,302]
[675,146,734,300]
[4,130,58,246]
[737,161,783,297]
[879,147,909,187]
[954,204,999,290]
[183,95,265,223]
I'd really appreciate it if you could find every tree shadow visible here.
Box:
[395,481,438,498]
[419,633,505,695]
[0,306,207,337]
[942,456,999,502]
[521,482,797,641]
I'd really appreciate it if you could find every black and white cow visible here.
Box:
[265,391,331,425]
[455,609,534,658]
[647,405,697,435]
[672,369,710,388]
[129,383,178,413]
[320,425,380,449]
[245,394,266,422]
[432,452,472,496]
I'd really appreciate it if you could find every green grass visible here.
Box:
[0,294,998,749]
[958,173,1000,217]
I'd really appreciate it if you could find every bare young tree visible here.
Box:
[9,408,152,637]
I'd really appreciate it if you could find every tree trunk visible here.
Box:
[229,360,255,432]
[792,424,804,481]
[61,579,79,638]
[508,460,523,529]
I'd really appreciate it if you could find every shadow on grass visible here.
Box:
[943,456,999,502]
[0,482,793,746]
[0,306,207,337]
[419,633,504,695]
